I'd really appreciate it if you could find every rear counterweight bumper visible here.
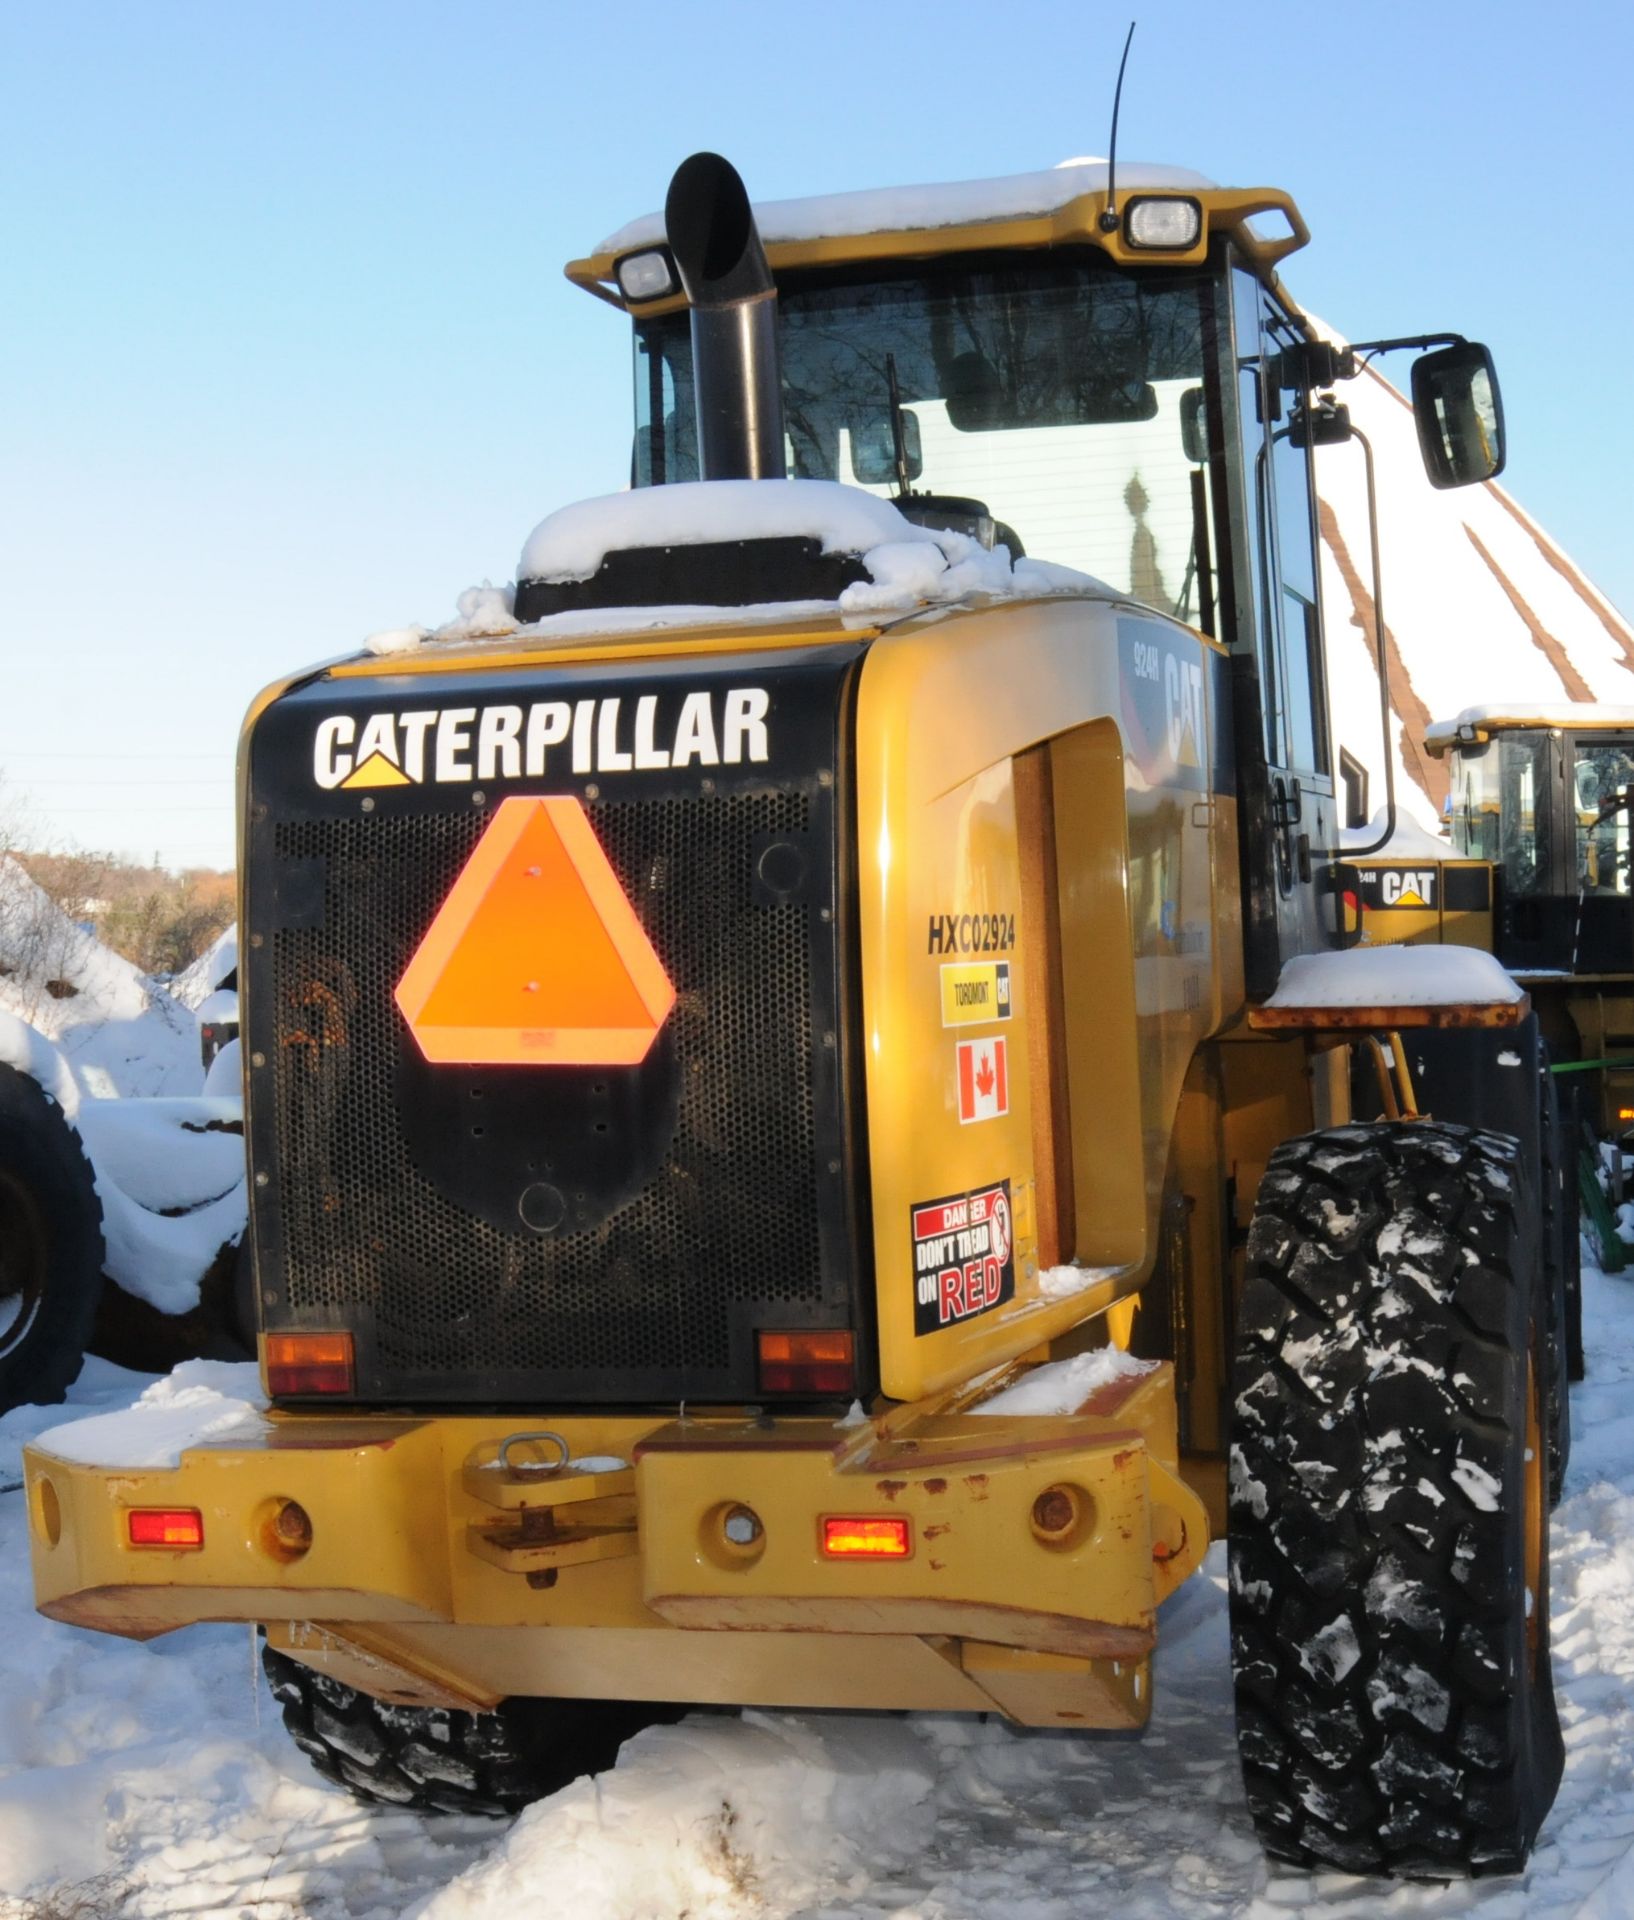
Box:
[26,1363,1205,1730]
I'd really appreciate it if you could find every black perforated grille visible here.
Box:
[258,791,832,1399]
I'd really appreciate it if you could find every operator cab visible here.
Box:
[633,248,1209,612]
[570,159,1505,996]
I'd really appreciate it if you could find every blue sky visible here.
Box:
[3,0,1630,870]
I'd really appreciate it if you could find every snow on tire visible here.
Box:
[1229,1120,1563,1878]
[0,1060,105,1413]
[262,1642,686,1817]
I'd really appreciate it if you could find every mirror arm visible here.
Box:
[1342,330,1466,373]
[1316,421,1398,862]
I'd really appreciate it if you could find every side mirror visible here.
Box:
[1179,385,1209,465]
[1411,342,1505,488]
[851,409,923,487]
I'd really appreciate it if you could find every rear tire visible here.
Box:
[262,1642,687,1816]
[0,1062,104,1414]
[1230,1121,1563,1878]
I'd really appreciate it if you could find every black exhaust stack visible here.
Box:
[665,153,786,481]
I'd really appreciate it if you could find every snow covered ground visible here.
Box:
[6,1269,1634,1919]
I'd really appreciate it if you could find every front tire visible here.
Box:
[1230,1121,1563,1878]
[262,1643,686,1816]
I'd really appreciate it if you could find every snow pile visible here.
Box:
[435,582,520,641]
[366,587,522,656]
[1265,944,1525,1010]
[170,924,237,1011]
[0,879,244,1315]
[0,1353,148,1485]
[518,479,936,583]
[194,987,237,1029]
[972,1344,1159,1417]
[0,1005,80,1114]
[203,1034,241,1094]
[0,1009,244,1316]
[0,856,200,1098]
[364,622,430,656]
[835,530,1101,620]
[411,1714,936,1920]
[372,481,1109,659]
[34,1358,266,1469]
[73,1097,248,1315]
[1035,1260,1126,1303]
[517,479,1103,618]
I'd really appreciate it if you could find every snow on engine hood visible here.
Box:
[364,482,1111,657]
[518,479,940,583]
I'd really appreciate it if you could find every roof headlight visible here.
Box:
[615,249,677,302]
[1124,197,1203,250]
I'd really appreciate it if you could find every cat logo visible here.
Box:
[344,750,411,790]
[1379,869,1437,909]
[1165,655,1205,769]
[313,689,771,791]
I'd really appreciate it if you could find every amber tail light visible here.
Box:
[265,1331,355,1396]
[756,1329,855,1395]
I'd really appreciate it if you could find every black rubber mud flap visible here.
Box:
[0,1061,105,1413]
[1229,1121,1564,1878]
[1552,1074,1587,1384]
[262,1642,693,1816]
[1538,1057,1574,1500]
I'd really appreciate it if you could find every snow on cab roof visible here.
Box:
[1426,702,1634,752]
[597,159,1216,256]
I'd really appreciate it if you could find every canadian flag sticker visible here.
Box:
[956,1036,1009,1124]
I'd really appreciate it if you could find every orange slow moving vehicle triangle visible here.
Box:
[394,795,675,1065]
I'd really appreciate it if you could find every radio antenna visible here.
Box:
[1097,22,1137,235]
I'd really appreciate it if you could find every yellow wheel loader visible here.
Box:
[25,150,1562,1877]
[1339,703,1634,1491]
[1343,706,1634,1131]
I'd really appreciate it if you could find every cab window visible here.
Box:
[1573,739,1634,896]
[1231,268,1327,778]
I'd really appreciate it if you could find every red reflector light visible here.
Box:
[265,1331,355,1396]
[128,1508,204,1549]
[757,1329,855,1395]
[822,1516,911,1559]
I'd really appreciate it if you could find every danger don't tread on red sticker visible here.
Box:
[911,1179,1015,1336]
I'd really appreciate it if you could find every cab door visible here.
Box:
[1225,262,1336,983]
